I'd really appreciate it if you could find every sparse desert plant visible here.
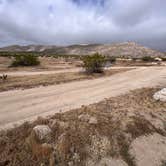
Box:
[141,56,154,62]
[0,74,7,81]
[107,56,116,63]
[82,53,106,73]
[161,57,166,61]
[11,54,40,67]
[161,161,166,166]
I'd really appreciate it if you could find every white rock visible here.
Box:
[89,117,98,124]
[33,125,52,141]
[153,88,166,102]
[78,114,91,122]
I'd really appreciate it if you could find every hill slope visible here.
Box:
[0,42,165,58]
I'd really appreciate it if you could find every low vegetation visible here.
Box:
[106,56,116,63]
[11,54,40,67]
[141,56,155,62]
[82,53,106,73]
[161,57,166,61]
[161,161,166,166]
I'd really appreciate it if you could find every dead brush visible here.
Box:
[0,74,7,81]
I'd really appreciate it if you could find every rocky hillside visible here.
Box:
[0,42,165,58]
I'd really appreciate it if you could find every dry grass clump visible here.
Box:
[0,88,166,166]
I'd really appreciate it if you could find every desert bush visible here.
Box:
[11,54,40,67]
[107,56,116,63]
[161,57,166,61]
[161,161,166,166]
[141,56,154,62]
[0,74,7,81]
[82,53,106,73]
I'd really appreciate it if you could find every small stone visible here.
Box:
[89,117,98,124]
[68,161,74,166]
[78,114,91,122]
[49,119,69,129]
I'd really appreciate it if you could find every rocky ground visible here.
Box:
[0,88,166,166]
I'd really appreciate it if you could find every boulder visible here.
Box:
[26,125,53,159]
[33,125,52,142]
[153,88,166,102]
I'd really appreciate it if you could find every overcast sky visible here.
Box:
[0,0,166,50]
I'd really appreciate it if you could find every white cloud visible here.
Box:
[0,0,166,50]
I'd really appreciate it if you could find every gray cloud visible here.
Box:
[0,0,166,50]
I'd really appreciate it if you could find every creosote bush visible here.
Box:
[107,56,116,63]
[11,54,40,67]
[82,53,106,74]
[141,56,154,62]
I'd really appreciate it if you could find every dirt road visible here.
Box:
[0,67,166,129]
[0,68,82,76]
[0,66,137,76]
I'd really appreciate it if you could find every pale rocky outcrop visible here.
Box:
[130,133,166,166]
[153,88,166,102]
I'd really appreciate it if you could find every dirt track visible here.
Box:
[0,68,82,76]
[0,66,136,76]
[0,67,166,129]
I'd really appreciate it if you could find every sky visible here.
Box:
[0,0,166,50]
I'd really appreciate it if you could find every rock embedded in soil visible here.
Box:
[78,114,98,124]
[49,119,69,129]
[89,117,98,124]
[26,125,53,159]
[130,133,166,166]
[153,88,166,102]
[33,125,52,142]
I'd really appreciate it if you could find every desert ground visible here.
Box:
[0,56,166,166]
[0,66,166,130]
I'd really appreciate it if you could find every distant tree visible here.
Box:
[11,54,40,67]
[141,56,154,62]
[82,53,106,73]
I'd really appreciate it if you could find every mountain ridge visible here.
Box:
[0,42,165,58]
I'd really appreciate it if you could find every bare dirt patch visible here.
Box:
[0,56,81,72]
[0,68,130,92]
[0,88,166,166]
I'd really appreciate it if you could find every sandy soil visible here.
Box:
[0,68,130,92]
[0,67,166,129]
[0,68,82,76]
[0,67,135,76]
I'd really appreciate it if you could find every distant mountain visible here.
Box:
[0,42,165,58]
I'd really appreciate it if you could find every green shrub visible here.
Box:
[107,56,116,63]
[11,54,40,67]
[82,53,106,73]
[161,57,166,61]
[141,56,154,62]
